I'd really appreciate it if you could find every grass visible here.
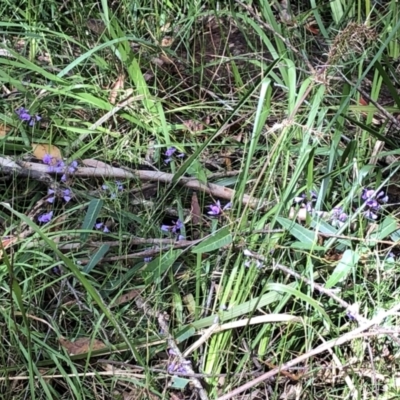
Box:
[1,0,400,399]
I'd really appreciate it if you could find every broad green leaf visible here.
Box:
[81,199,104,241]
[277,217,316,246]
[290,241,325,251]
[83,244,110,274]
[325,249,359,289]
[192,227,232,254]
[176,326,196,344]
[75,93,111,110]
[369,216,397,242]
[170,377,190,389]
[143,250,182,284]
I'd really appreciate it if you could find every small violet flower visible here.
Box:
[42,154,52,165]
[95,222,110,233]
[361,188,388,220]
[161,219,184,234]
[144,256,153,263]
[62,189,72,203]
[16,107,41,126]
[293,191,317,212]
[330,206,348,227]
[115,181,124,191]
[47,189,56,203]
[207,200,232,216]
[38,211,53,223]
[165,146,185,163]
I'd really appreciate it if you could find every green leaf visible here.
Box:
[369,216,397,242]
[290,241,325,251]
[277,217,316,246]
[192,227,232,254]
[143,250,182,284]
[170,376,190,389]
[83,244,110,274]
[81,199,104,241]
[267,283,332,325]
[176,326,196,344]
[0,202,143,364]
[325,249,359,289]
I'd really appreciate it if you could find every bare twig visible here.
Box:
[17,160,264,208]
[135,295,209,400]
[218,302,400,400]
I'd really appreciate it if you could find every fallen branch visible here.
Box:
[15,160,264,208]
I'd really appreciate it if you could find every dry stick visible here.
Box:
[18,161,264,208]
[218,302,400,400]
[134,295,209,400]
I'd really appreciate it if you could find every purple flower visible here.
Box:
[115,181,123,191]
[144,257,153,263]
[68,160,78,173]
[42,154,52,165]
[38,211,53,223]
[293,191,317,213]
[207,201,232,216]
[171,219,183,233]
[161,220,184,234]
[361,188,388,220]
[178,234,185,241]
[331,207,348,225]
[16,107,31,122]
[363,209,378,220]
[47,189,56,203]
[16,107,41,126]
[95,222,109,233]
[29,114,41,126]
[61,174,67,182]
[165,147,176,157]
[161,224,170,232]
[164,147,185,163]
[62,189,72,203]
[102,184,109,190]
[49,159,65,174]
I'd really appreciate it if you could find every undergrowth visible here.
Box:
[1,0,400,399]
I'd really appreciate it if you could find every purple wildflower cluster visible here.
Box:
[330,206,348,227]
[102,181,124,199]
[161,219,185,240]
[16,107,41,126]
[38,187,74,223]
[164,147,185,163]
[293,187,389,226]
[361,188,388,220]
[47,188,72,203]
[167,349,191,374]
[42,154,78,183]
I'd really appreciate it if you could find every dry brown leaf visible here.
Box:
[161,36,173,47]
[32,143,62,162]
[0,236,19,261]
[109,74,125,105]
[110,289,142,308]
[183,119,204,133]
[191,192,202,225]
[59,337,106,356]
[0,124,11,137]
